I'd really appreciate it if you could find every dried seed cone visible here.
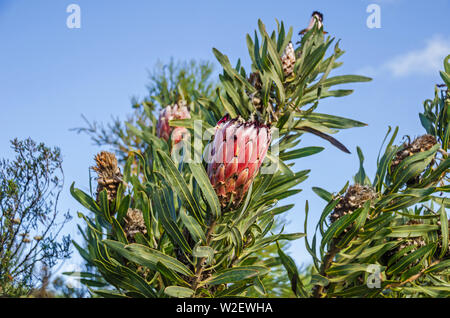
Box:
[92,151,123,203]
[329,184,377,224]
[207,115,271,209]
[123,208,147,243]
[281,42,296,77]
[156,101,191,143]
[390,134,437,174]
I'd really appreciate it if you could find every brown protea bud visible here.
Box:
[248,72,263,112]
[299,11,326,35]
[156,101,191,144]
[329,184,377,224]
[92,151,123,203]
[390,134,437,175]
[281,42,296,77]
[123,208,147,243]
[206,115,271,209]
[249,72,262,91]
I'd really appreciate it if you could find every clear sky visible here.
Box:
[0,0,449,276]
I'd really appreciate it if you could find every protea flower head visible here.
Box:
[299,11,325,35]
[92,151,123,204]
[206,114,271,209]
[156,101,191,144]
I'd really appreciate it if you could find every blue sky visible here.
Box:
[0,0,449,277]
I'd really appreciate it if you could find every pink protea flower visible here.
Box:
[206,115,271,208]
[299,11,326,35]
[156,101,191,143]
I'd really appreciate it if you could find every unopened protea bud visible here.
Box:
[206,115,271,209]
[390,134,437,175]
[249,72,262,91]
[247,72,264,112]
[299,11,325,35]
[329,184,377,224]
[123,208,147,242]
[92,151,123,203]
[281,42,296,77]
[156,101,191,144]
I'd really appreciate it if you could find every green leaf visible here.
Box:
[424,259,450,274]
[156,261,190,287]
[70,182,100,213]
[152,188,192,254]
[321,207,362,253]
[300,113,367,129]
[116,195,130,224]
[92,289,129,298]
[180,208,206,243]
[103,240,194,277]
[139,191,152,238]
[111,217,128,244]
[230,226,243,257]
[312,187,333,202]
[354,146,370,185]
[98,189,111,222]
[266,170,309,195]
[164,286,195,298]
[79,279,107,288]
[277,243,307,297]
[156,150,204,225]
[321,75,372,87]
[63,271,103,280]
[387,244,435,276]
[438,203,449,258]
[387,224,439,238]
[280,146,324,161]
[204,266,269,286]
[299,88,354,106]
[188,162,221,219]
[253,277,267,296]
[72,240,93,264]
[440,70,450,87]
